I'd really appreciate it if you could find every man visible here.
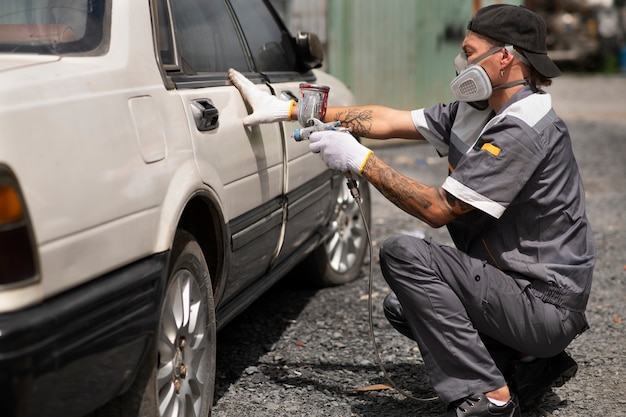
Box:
[229,5,595,416]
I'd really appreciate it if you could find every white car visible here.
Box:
[0,1,370,416]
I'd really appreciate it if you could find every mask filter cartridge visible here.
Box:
[450,65,493,102]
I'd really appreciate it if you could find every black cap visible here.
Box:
[467,4,561,78]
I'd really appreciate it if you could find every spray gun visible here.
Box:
[292,83,361,201]
[292,118,348,141]
[290,82,349,140]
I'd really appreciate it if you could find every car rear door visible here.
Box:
[156,0,285,301]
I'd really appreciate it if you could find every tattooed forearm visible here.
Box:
[362,155,473,227]
[378,168,433,210]
[333,109,373,137]
[363,155,437,224]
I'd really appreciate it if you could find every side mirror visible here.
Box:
[295,31,324,69]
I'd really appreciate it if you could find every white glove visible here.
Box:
[228,68,294,126]
[309,130,373,176]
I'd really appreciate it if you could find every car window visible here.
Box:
[0,0,107,54]
[167,0,248,73]
[228,0,298,72]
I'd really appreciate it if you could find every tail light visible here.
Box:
[0,166,39,287]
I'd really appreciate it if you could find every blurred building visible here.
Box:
[527,0,625,71]
[270,0,624,109]
[271,0,521,109]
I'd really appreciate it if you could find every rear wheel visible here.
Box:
[157,230,216,416]
[91,230,216,417]
[298,177,371,286]
[138,230,216,417]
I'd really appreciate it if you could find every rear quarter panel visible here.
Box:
[0,1,194,302]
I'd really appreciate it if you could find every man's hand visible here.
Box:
[309,130,373,176]
[228,68,294,126]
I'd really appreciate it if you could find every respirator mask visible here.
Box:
[450,45,529,109]
[450,46,502,108]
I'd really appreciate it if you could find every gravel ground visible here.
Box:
[212,75,626,417]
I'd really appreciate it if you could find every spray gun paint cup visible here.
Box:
[297,83,330,127]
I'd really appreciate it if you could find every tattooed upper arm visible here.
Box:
[442,189,474,217]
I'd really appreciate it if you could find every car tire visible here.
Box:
[147,229,216,417]
[92,230,216,417]
[298,177,371,287]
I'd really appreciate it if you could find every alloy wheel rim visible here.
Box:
[157,269,210,417]
[325,184,366,273]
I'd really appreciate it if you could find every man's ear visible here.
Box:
[500,47,516,67]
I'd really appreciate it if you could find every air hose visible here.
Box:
[346,174,438,403]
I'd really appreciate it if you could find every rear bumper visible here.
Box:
[0,252,168,417]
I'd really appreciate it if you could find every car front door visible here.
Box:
[228,0,336,265]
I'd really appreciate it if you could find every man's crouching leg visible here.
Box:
[378,234,508,405]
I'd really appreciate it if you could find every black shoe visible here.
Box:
[448,393,520,417]
[509,351,578,407]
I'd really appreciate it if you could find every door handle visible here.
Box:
[191,99,219,131]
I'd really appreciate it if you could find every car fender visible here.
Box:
[152,158,228,254]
